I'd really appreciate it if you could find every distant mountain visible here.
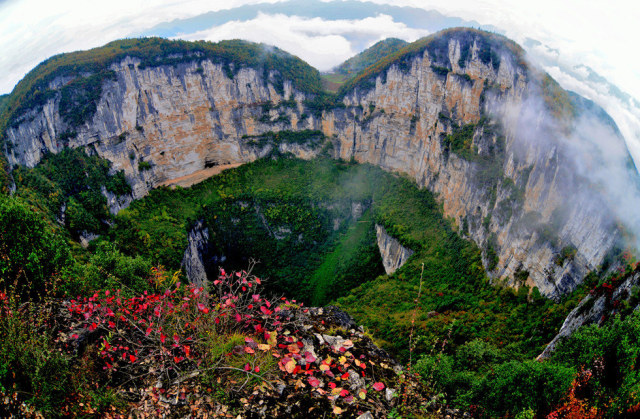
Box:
[333,38,408,76]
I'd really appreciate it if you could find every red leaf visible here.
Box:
[341,372,350,380]
[244,363,251,371]
[71,334,79,339]
[340,389,349,397]
[304,352,316,363]
[373,382,385,391]
[160,333,166,344]
[308,377,320,387]
[197,303,209,314]
[129,355,137,362]
[89,322,97,331]
[328,382,336,389]
[254,366,260,373]
[245,346,255,354]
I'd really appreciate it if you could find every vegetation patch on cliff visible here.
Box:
[0,38,323,138]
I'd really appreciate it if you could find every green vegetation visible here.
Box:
[333,38,408,77]
[0,37,323,137]
[2,148,638,416]
[551,309,640,416]
[138,160,151,171]
[0,195,70,299]
[556,244,578,266]
[13,148,130,237]
[320,73,349,93]
[2,27,638,416]
[339,28,525,96]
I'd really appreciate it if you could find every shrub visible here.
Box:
[138,161,151,171]
[473,360,575,416]
[0,196,70,299]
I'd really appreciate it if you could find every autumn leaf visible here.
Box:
[285,359,297,374]
[358,389,367,400]
[373,382,385,391]
[308,377,320,387]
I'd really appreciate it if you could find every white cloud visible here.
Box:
[545,64,640,172]
[0,0,290,94]
[178,13,429,71]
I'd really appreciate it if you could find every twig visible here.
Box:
[216,366,276,390]
[408,263,424,370]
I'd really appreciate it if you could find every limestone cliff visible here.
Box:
[539,268,640,359]
[375,224,414,274]
[3,29,636,298]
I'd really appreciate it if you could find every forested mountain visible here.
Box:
[2,28,640,417]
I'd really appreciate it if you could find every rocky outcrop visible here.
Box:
[538,269,640,359]
[182,220,226,286]
[5,57,320,201]
[321,33,630,298]
[5,29,635,298]
[375,224,414,274]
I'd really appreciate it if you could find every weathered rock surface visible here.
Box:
[538,269,640,359]
[5,29,635,298]
[375,224,414,274]
[182,221,212,286]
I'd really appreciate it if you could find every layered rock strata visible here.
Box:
[5,30,634,298]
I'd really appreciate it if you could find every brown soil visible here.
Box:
[158,163,243,188]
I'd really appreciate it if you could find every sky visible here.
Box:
[1,0,639,163]
[1,0,638,98]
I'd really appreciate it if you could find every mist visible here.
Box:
[497,76,640,255]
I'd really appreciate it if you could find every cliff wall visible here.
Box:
[375,224,414,274]
[4,30,632,298]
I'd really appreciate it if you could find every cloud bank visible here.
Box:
[178,13,429,71]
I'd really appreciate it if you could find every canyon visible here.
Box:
[3,29,635,299]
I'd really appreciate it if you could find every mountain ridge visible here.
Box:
[2,27,637,299]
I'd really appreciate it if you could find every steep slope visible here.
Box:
[3,28,637,299]
[333,38,408,77]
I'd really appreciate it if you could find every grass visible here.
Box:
[309,209,381,305]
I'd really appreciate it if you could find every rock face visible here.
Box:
[538,269,640,359]
[5,57,320,201]
[182,220,226,286]
[5,29,635,298]
[375,224,414,274]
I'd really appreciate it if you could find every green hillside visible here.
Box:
[7,141,633,416]
[0,38,323,138]
[333,38,408,77]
